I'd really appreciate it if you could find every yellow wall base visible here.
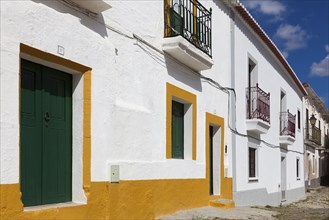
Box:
[1,177,234,220]
[209,199,235,209]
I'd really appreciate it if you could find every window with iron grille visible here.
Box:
[297,110,301,130]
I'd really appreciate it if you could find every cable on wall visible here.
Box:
[60,0,304,155]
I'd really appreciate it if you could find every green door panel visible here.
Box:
[209,126,213,195]
[172,100,184,159]
[20,60,43,206]
[42,67,72,204]
[20,60,72,207]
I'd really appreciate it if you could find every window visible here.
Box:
[166,83,196,160]
[172,100,184,158]
[280,90,286,112]
[296,158,300,179]
[313,155,315,174]
[306,108,309,138]
[297,110,301,130]
[249,147,257,179]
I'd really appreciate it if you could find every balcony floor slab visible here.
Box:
[162,36,214,72]
[246,119,270,134]
[279,135,295,145]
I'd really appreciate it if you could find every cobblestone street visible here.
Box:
[161,187,329,220]
[261,186,329,220]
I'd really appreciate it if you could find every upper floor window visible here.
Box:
[297,109,301,130]
[312,155,315,174]
[246,58,270,124]
[164,0,212,57]
[248,147,258,180]
[296,158,300,180]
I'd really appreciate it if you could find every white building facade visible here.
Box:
[230,5,306,206]
[303,83,329,188]
[0,0,306,219]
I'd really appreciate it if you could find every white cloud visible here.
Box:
[325,44,329,52]
[274,24,309,57]
[242,0,286,17]
[310,55,329,77]
[310,44,329,77]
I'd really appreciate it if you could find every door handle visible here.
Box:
[44,112,50,122]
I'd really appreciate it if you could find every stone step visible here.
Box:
[209,198,235,209]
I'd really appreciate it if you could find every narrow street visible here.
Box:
[160,187,329,220]
[262,187,329,220]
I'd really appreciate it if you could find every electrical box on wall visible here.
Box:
[110,165,120,183]
[224,168,228,178]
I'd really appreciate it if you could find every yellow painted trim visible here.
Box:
[20,44,91,73]
[205,113,233,200]
[205,113,224,192]
[221,177,233,200]
[193,0,197,45]
[19,43,92,197]
[1,179,219,220]
[164,0,171,37]
[209,199,235,209]
[83,70,92,196]
[166,83,197,160]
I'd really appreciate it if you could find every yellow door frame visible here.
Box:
[205,112,233,199]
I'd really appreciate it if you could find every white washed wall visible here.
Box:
[0,0,233,183]
[233,14,304,194]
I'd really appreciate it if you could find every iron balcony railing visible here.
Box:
[246,83,270,124]
[164,0,212,57]
[305,126,321,145]
[280,110,296,138]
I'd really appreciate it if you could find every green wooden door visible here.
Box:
[20,59,72,207]
[172,100,184,159]
[209,126,213,195]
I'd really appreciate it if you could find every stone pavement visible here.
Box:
[159,206,278,220]
[159,187,329,220]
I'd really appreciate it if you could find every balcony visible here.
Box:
[162,0,214,71]
[306,126,322,146]
[279,111,296,145]
[246,84,270,134]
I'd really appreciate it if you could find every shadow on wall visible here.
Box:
[164,54,202,92]
[31,0,108,38]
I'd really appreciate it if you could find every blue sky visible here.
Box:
[240,0,329,108]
